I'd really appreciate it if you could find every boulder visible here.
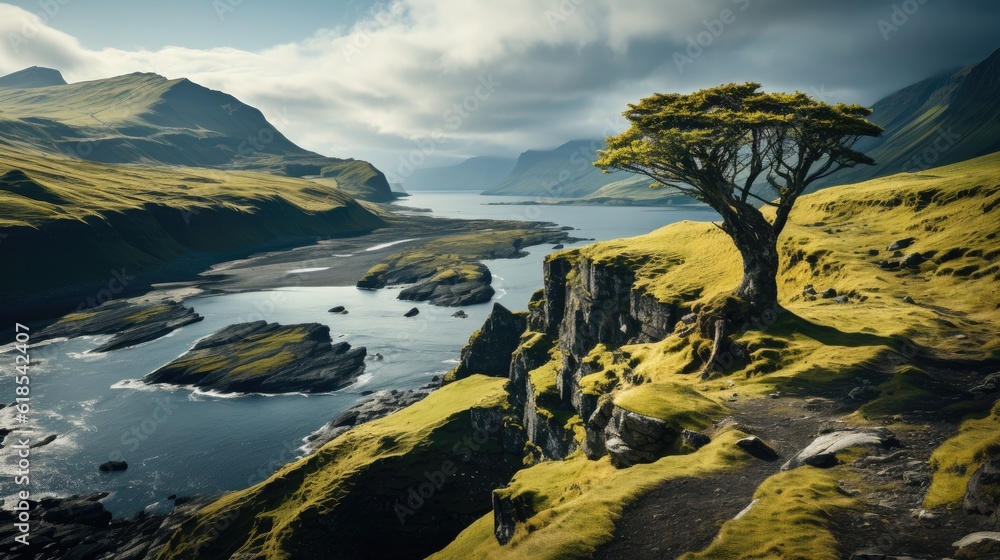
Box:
[901,253,925,267]
[604,407,679,468]
[821,288,838,298]
[404,307,420,317]
[452,310,469,318]
[802,285,817,296]
[99,460,128,472]
[867,249,880,256]
[953,532,1000,559]
[736,436,779,460]
[681,429,711,450]
[886,238,915,251]
[781,429,898,470]
[328,306,348,314]
[833,295,850,304]
[965,446,1000,515]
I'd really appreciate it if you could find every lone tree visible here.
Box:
[596,83,881,317]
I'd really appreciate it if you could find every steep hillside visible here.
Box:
[159,153,1000,559]
[822,46,1000,187]
[0,143,384,320]
[404,156,516,190]
[0,68,394,201]
[482,139,648,198]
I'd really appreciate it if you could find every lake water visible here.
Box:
[1,191,715,516]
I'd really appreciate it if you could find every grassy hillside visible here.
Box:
[0,68,394,201]
[431,152,1000,558]
[151,152,1000,559]
[0,143,384,316]
[155,375,516,560]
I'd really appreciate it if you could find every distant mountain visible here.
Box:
[482,139,647,198]
[0,66,67,88]
[404,156,515,190]
[0,68,393,201]
[823,46,1000,186]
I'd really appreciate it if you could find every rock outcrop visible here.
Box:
[37,300,203,352]
[398,262,496,306]
[0,493,204,560]
[144,321,366,393]
[449,304,527,382]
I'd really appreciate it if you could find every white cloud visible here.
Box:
[1,0,997,178]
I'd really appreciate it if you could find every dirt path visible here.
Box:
[593,398,828,559]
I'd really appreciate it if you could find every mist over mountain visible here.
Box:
[403,156,515,191]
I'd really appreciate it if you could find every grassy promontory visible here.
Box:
[158,152,1000,559]
[0,145,385,319]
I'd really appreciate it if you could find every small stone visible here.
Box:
[99,460,128,472]
[680,313,697,324]
[803,285,817,296]
[328,306,348,314]
[867,249,880,256]
[736,436,779,460]
[955,333,969,340]
[902,296,915,304]
[403,307,420,317]
[769,392,781,399]
[880,260,900,270]
[821,288,837,298]
[452,310,469,318]
[886,238,915,252]
[901,253,925,268]
[833,295,850,304]
[681,429,711,449]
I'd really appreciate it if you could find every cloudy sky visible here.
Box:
[0,0,997,180]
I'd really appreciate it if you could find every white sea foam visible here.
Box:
[287,267,331,274]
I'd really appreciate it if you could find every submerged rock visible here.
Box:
[452,310,469,318]
[99,460,128,472]
[37,300,203,353]
[143,321,366,394]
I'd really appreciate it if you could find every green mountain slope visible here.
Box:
[822,46,1000,186]
[482,139,647,198]
[0,68,394,201]
[0,143,385,319]
[404,156,516,190]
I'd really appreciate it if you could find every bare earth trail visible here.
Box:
[594,361,1000,559]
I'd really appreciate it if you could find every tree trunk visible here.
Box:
[724,210,780,314]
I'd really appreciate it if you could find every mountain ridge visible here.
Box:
[0,67,395,201]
